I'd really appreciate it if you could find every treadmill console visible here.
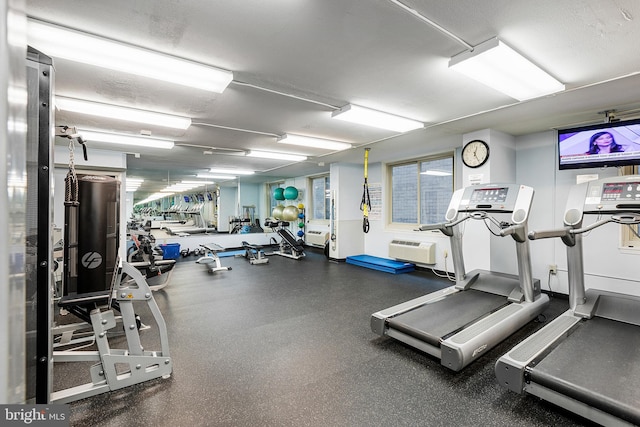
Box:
[565,177,640,224]
[446,183,534,224]
[469,187,509,204]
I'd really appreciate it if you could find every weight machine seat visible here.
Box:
[528,317,640,426]
[387,290,508,347]
[242,241,263,250]
[277,228,304,252]
[265,219,290,229]
[200,243,224,253]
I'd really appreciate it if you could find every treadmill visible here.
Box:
[496,176,640,426]
[371,183,549,371]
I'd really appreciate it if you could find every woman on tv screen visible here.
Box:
[585,131,624,154]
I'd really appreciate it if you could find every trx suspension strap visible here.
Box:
[360,148,371,233]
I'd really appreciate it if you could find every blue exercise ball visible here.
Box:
[297,230,305,237]
[274,187,285,200]
[284,186,299,200]
[298,212,304,219]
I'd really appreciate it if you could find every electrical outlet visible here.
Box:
[549,264,557,275]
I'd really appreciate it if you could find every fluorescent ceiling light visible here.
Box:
[331,104,423,133]
[197,174,236,180]
[27,19,233,93]
[182,180,215,185]
[277,134,352,151]
[246,150,307,162]
[56,97,191,129]
[449,37,565,101]
[79,130,174,149]
[166,184,198,189]
[209,168,254,175]
[421,170,452,176]
[136,192,173,205]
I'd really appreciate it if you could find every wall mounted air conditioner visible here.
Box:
[388,240,435,264]
[306,231,329,247]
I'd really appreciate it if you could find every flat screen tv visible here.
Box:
[558,118,640,170]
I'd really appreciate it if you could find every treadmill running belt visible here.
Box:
[387,290,508,347]
[528,317,640,425]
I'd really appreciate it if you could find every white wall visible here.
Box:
[226,127,640,298]
[517,130,636,296]
[329,162,365,259]
[363,133,462,268]
[218,186,237,232]
[487,129,517,275]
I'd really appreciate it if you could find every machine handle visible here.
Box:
[528,228,571,240]
[570,217,614,234]
[417,222,448,232]
[499,223,526,242]
[529,227,578,247]
[417,215,469,236]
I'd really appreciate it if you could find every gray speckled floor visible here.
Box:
[59,248,590,426]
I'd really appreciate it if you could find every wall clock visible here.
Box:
[462,139,489,168]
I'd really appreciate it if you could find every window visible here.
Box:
[310,175,330,220]
[389,154,453,225]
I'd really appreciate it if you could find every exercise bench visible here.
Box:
[240,241,269,264]
[196,243,232,273]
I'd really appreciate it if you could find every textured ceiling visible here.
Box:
[24,0,640,200]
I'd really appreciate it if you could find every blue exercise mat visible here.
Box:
[345,255,415,274]
[217,250,246,258]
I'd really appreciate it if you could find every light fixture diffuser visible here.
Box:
[246,150,307,162]
[56,97,191,129]
[331,104,423,133]
[27,19,233,93]
[197,174,236,180]
[449,37,565,101]
[277,134,352,151]
[181,180,215,185]
[209,168,254,175]
[79,130,174,149]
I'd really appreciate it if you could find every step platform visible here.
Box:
[345,255,415,274]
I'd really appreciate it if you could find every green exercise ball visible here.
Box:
[282,205,300,221]
[283,186,299,200]
[298,222,304,228]
[274,187,285,201]
[272,204,285,219]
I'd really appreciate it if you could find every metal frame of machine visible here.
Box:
[371,183,549,371]
[495,176,640,426]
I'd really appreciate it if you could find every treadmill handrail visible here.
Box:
[499,223,526,243]
[417,215,470,236]
[528,227,576,247]
[531,215,640,246]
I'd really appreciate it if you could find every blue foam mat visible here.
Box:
[217,250,246,258]
[345,255,414,274]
